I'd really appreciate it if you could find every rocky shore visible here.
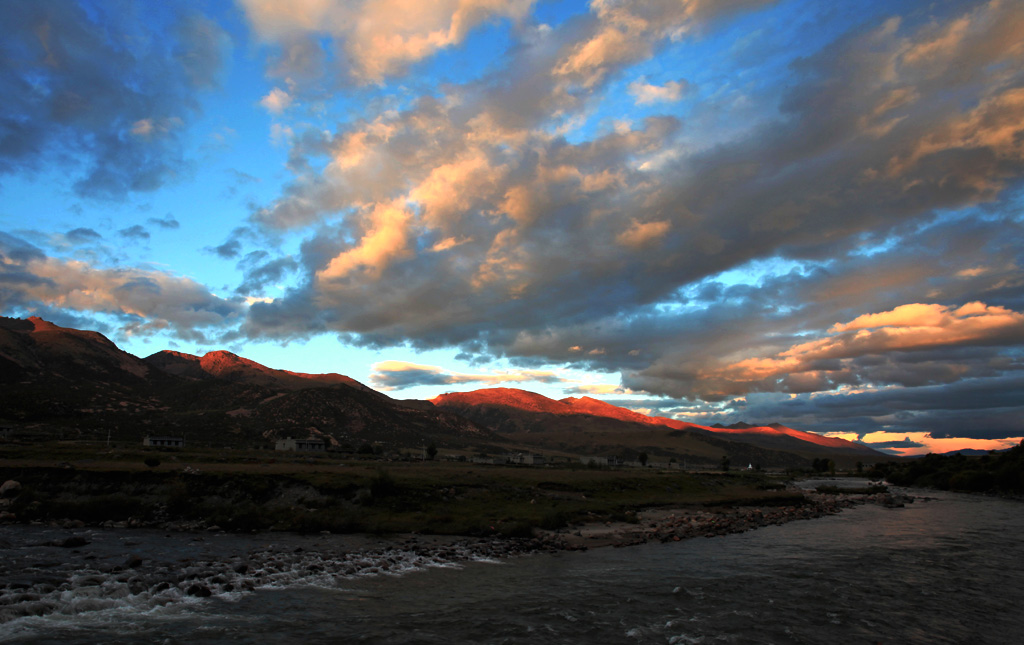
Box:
[538,488,919,550]
[1,483,920,625]
[2,473,916,549]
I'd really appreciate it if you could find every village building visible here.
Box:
[505,453,547,465]
[143,436,185,448]
[580,456,625,467]
[275,437,326,452]
[471,455,502,465]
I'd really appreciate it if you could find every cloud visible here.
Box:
[239,0,534,83]
[369,360,565,391]
[703,302,1024,391]
[119,225,151,241]
[213,239,242,259]
[616,218,672,249]
[0,232,243,342]
[562,383,633,396]
[0,2,229,199]
[147,214,181,230]
[66,228,102,245]
[260,88,293,114]
[222,1,1024,444]
[628,78,689,105]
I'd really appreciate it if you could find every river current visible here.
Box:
[1,484,1021,644]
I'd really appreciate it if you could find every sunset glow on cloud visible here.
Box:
[2,0,1023,456]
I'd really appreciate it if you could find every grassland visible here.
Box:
[0,441,804,537]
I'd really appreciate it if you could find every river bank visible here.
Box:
[1,483,917,628]
[539,485,918,549]
[0,460,822,537]
[5,486,1019,644]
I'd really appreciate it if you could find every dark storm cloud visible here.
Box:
[0,1,229,199]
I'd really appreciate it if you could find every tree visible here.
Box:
[426,443,438,460]
[720,455,730,472]
[638,452,648,466]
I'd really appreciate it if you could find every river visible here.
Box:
[1,485,1021,644]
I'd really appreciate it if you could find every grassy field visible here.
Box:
[0,441,804,537]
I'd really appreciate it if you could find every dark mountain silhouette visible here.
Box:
[0,317,489,449]
[0,317,880,464]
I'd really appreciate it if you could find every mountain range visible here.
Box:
[0,316,882,466]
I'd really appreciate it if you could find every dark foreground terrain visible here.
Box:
[0,441,904,544]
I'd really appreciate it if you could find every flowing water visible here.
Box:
[2,486,1021,644]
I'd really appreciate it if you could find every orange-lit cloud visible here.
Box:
[0,250,242,342]
[259,87,293,114]
[616,218,671,249]
[316,201,414,282]
[825,430,1024,457]
[628,78,688,105]
[714,302,1024,384]
[239,0,534,82]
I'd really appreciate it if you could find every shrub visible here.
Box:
[370,469,397,498]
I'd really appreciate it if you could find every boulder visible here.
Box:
[0,480,21,498]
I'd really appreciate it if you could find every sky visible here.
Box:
[2,0,1023,457]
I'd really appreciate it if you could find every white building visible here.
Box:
[275,438,326,452]
[143,436,184,448]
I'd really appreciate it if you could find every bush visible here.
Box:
[370,469,397,498]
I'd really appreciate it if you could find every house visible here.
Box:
[143,436,184,448]
[505,453,547,465]
[471,455,501,465]
[580,456,624,467]
[275,437,326,452]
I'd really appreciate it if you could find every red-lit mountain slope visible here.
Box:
[144,349,373,392]
[432,387,878,457]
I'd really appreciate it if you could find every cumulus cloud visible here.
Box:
[703,302,1024,391]
[222,0,1024,443]
[0,2,229,199]
[239,0,534,82]
[0,233,243,342]
[147,214,181,230]
[119,225,151,241]
[260,88,293,114]
[66,228,103,245]
[628,78,689,105]
[369,360,565,390]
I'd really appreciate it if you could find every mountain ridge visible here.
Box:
[432,387,878,457]
[0,316,880,462]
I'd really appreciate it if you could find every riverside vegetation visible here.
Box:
[867,439,1024,495]
[0,442,834,539]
